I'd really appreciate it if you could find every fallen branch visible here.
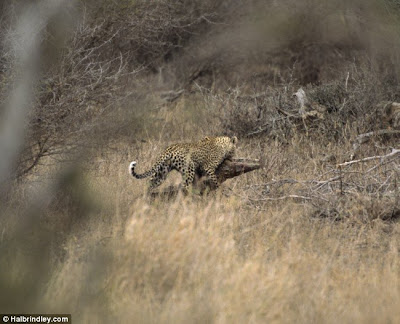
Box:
[159,89,184,103]
[150,158,260,198]
[214,158,260,182]
[249,195,312,201]
[338,148,400,168]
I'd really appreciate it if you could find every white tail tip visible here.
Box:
[129,161,137,175]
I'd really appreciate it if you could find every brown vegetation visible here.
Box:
[0,0,399,323]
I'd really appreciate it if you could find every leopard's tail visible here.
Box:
[129,161,153,179]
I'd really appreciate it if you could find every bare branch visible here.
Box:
[338,149,400,168]
[249,195,312,201]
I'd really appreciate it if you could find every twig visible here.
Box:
[274,106,296,117]
[345,71,349,91]
[338,149,400,168]
[339,165,343,195]
[249,195,312,201]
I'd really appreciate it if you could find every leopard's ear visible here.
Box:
[202,136,210,142]
[231,136,238,144]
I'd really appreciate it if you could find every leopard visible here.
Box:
[129,136,238,191]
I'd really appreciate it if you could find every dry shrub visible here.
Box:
[246,0,400,85]
[4,0,246,178]
[3,0,400,178]
[209,62,400,143]
[83,0,238,72]
[168,0,400,88]
[0,0,159,179]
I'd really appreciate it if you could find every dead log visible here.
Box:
[150,158,260,199]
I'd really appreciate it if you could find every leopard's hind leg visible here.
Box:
[148,162,170,191]
[181,160,195,191]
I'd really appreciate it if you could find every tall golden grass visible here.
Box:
[10,135,392,323]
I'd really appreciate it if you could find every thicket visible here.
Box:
[0,0,399,182]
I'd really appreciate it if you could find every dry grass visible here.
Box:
[2,130,396,323]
